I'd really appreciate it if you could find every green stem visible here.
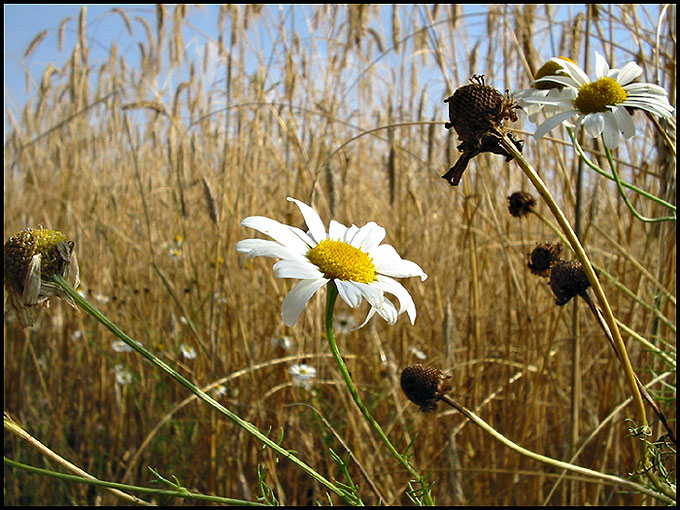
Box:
[52,274,360,506]
[438,397,674,504]
[602,142,676,223]
[498,134,649,444]
[324,282,435,505]
[4,457,267,506]
[567,127,676,214]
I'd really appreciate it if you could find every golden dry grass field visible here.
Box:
[4,5,676,506]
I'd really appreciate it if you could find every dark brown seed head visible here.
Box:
[400,364,452,412]
[508,191,536,217]
[549,259,594,306]
[528,242,562,277]
[444,74,519,144]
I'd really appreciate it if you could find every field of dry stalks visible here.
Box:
[4,5,676,506]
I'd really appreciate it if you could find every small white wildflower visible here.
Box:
[93,293,110,304]
[213,384,228,398]
[333,312,357,334]
[271,335,294,350]
[70,329,83,341]
[111,339,134,353]
[288,363,317,389]
[180,343,197,359]
[113,364,133,385]
[408,345,427,360]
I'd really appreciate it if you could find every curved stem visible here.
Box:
[498,134,649,444]
[566,127,676,214]
[324,283,435,505]
[51,274,360,506]
[438,396,674,504]
[602,142,676,223]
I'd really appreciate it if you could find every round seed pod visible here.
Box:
[528,242,562,277]
[549,259,592,306]
[400,364,452,412]
[508,191,536,218]
[444,74,518,144]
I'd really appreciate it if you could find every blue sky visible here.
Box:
[4,5,670,135]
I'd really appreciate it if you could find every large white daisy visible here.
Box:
[519,52,674,149]
[235,197,427,328]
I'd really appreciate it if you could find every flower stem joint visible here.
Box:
[443,75,523,186]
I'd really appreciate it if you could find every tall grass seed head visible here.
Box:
[400,364,452,412]
[4,227,80,327]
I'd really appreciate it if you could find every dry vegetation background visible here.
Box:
[4,4,676,506]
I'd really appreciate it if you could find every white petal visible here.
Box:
[530,76,579,92]
[273,259,324,279]
[594,52,609,79]
[335,279,363,308]
[373,298,399,325]
[22,254,42,304]
[555,57,590,86]
[280,278,328,327]
[328,220,349,240]
[352,281,385,310]
[350,222,386,250]
[343,224,361,243]
[235,238,306,261]
[583,113,605,138]
[374,275,418,323]
[370,244,427,280]
[287,197,327,244]
[240,216,310,253]
[533,110,576,139]
[616,62,642,86]
[611,106,636,139]
[601,112,620,148]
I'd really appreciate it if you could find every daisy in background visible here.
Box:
[514,56,575,123]
[180,343,197,359]
[288,363,317,390]
[517,52,674,149]
[235,197,427,328]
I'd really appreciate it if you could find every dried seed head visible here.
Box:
[442,75,522,186]
[549,259,594,306]
[528,242,562,277]
[444,74,518,143]
[4,227,80,327]
[508,191,536,217]
[400,364,452,412]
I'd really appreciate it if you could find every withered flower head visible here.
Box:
[508,191,536,218]
[4,227,80,327]
[549,259,594,306]
[528,242,562,277]
[400,364,452,412]
[443,75,522,186]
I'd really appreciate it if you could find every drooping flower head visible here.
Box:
[517,52,674,148]
[4,227,80,327]
[235,198,427,328]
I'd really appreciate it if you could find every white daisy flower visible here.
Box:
[180,343,197,359]
[519,52,674,149]
[212,384,228,398]
[235,197,428,328]
[111,339,134,352]
[288,363,317,389]
[113,364,133,385]
[514,56,575,123]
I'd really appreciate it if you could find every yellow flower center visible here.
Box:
[307,239,376,283]
[533,57,573,90]
[573,77,628,114]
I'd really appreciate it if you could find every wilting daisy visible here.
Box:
[4,227,80,328]
[235,198,427,328]
[519,52,674,148]
[288,363,317,389]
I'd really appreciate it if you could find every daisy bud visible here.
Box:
[400,364,452,412]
